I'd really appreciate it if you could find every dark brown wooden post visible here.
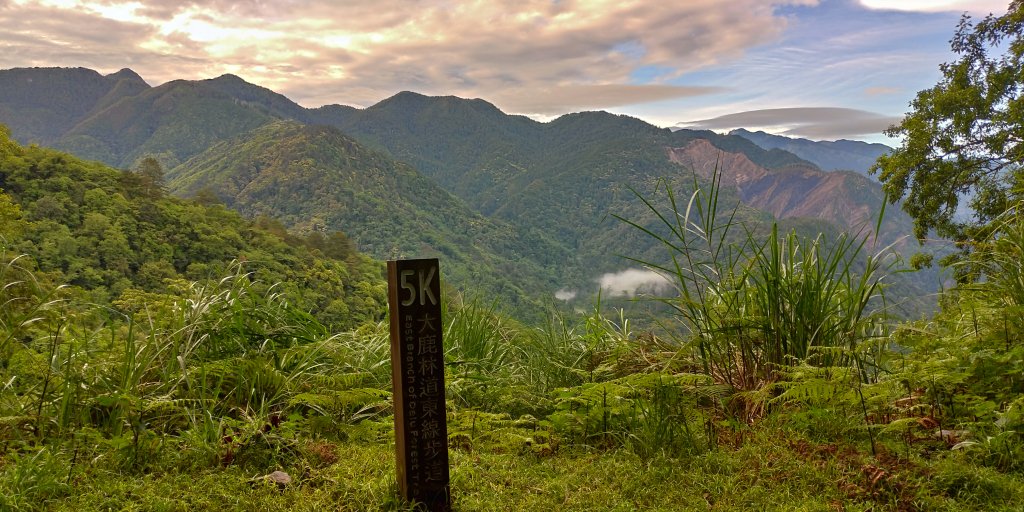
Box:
[387,258,451,511]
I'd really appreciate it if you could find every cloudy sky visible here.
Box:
[0,0,1010,141]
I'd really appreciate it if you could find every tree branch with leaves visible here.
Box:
[874,2,1024,262]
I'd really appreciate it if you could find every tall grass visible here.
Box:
[616,168,896,394]
[520,299,627,392]
[0,257,394,474]
[0,245,66,360]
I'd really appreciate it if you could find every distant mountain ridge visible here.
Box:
[671,139,903,243]
[0,67,149,144]
[0,66,940,315]
[55,75,301,169]
[0,67,816,173]
[729,128,892,178]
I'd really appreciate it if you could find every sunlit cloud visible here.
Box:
[489,84,725,116]
[0,0,980,141]
[864,86,900,96]
[0,0,817,114]
[858,0,1008,14]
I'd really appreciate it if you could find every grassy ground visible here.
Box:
[31,417,1024,511]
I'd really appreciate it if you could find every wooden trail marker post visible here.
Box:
[387,258,451,511]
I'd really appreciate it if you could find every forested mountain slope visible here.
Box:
[54,76,291,169]
[314,93,929,290]
[0,124,386,328]
[167,121,570,315]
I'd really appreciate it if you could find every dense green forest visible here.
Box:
[0,125,386,329]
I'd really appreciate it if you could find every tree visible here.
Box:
[322,231,357,261]
[135,157,166,199]
[193,186,224,206]
[0,124,18,160]
[873,2,1024,253]
[0,192,23,241]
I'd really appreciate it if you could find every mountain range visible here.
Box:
[728,128,892,178]
[0,67,940,317]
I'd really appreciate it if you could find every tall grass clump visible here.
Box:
[617,168,897,402]
[441,295,563,416]
[445,299,515,379]
[521,298,630,392]
[444,294,662,412]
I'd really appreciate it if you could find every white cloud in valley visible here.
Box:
[597,268,673,298]
[0,0,816,115]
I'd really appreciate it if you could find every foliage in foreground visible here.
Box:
[1,167,1022,510]
[0,120,1020,510]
